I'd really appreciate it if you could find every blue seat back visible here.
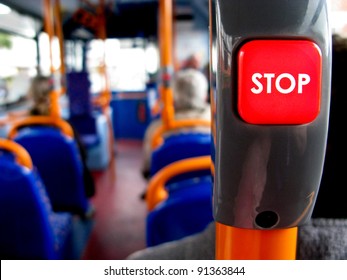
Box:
[66,71,100,148]
[150,132,212,183]
[0,149,72,259]
[13,126,90,215]
[68,114,100,148]
[146,175,213,247]
[66,71,92,117]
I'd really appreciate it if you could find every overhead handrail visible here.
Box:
[146,155,211,211]
[0,139,33,170]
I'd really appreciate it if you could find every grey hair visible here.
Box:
[28,75,53,116]
[172,69,208,111]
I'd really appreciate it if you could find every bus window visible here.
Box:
[86,38,155,93]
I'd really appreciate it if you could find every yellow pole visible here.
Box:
[97,0,115,159]
[54,0,66,88]
[43,0,54,75]
[215,222,298,260]
[97,0,111,109]
[43,0,61,118]
[158,0,174,129]
[209,0,298,260]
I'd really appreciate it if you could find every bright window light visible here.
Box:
[0,3,11,15]
[145,44,159,74]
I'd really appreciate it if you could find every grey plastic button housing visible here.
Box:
[211,0,331,229]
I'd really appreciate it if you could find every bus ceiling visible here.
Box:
[0,0,210,40]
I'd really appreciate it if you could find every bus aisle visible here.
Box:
[82,140,147,260]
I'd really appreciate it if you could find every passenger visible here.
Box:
[27,75,53,116]
[180,53,202,70]
[141,68,211,179]
[26,75,96,198]
[128,36,347,260]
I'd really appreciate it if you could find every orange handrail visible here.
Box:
[8,116,74,140]
[146,155,211,211]
[0,139,33,170]
[215,222,298,260]
[151,119,211,149]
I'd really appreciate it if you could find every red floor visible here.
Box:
[81,140,148,260]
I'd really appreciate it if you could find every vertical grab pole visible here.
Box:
[210,0,331,260]
[215,223,298,260]
[158,0,174,130]
[97,0,111,109]
[96,0,115,158]
[43,0,54,75]
[43,0,61,118]
[54,0,66,93]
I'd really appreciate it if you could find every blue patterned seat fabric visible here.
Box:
[0,149,72,259]
[13,126,91,216]
[146,175,213,247]
[150,132,212,185]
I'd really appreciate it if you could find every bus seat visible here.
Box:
[0,140,72,259]
[68,114,100,149]
[146,156,213,247]
[66,72,111,170]
[66,71,99,148]
[150,132,211,184]
[66,71,93,117]
[85,112,111,170]
[146,175,213,247]
[11,126,91,217]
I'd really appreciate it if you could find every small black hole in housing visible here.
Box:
[255,211,279,229]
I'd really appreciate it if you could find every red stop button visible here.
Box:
[237,40,322,124]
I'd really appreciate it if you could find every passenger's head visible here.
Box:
[180,53,202,70]
[172,68,208,111]
[28,75,53,116]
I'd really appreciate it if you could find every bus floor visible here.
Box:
[81,140,148,260]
